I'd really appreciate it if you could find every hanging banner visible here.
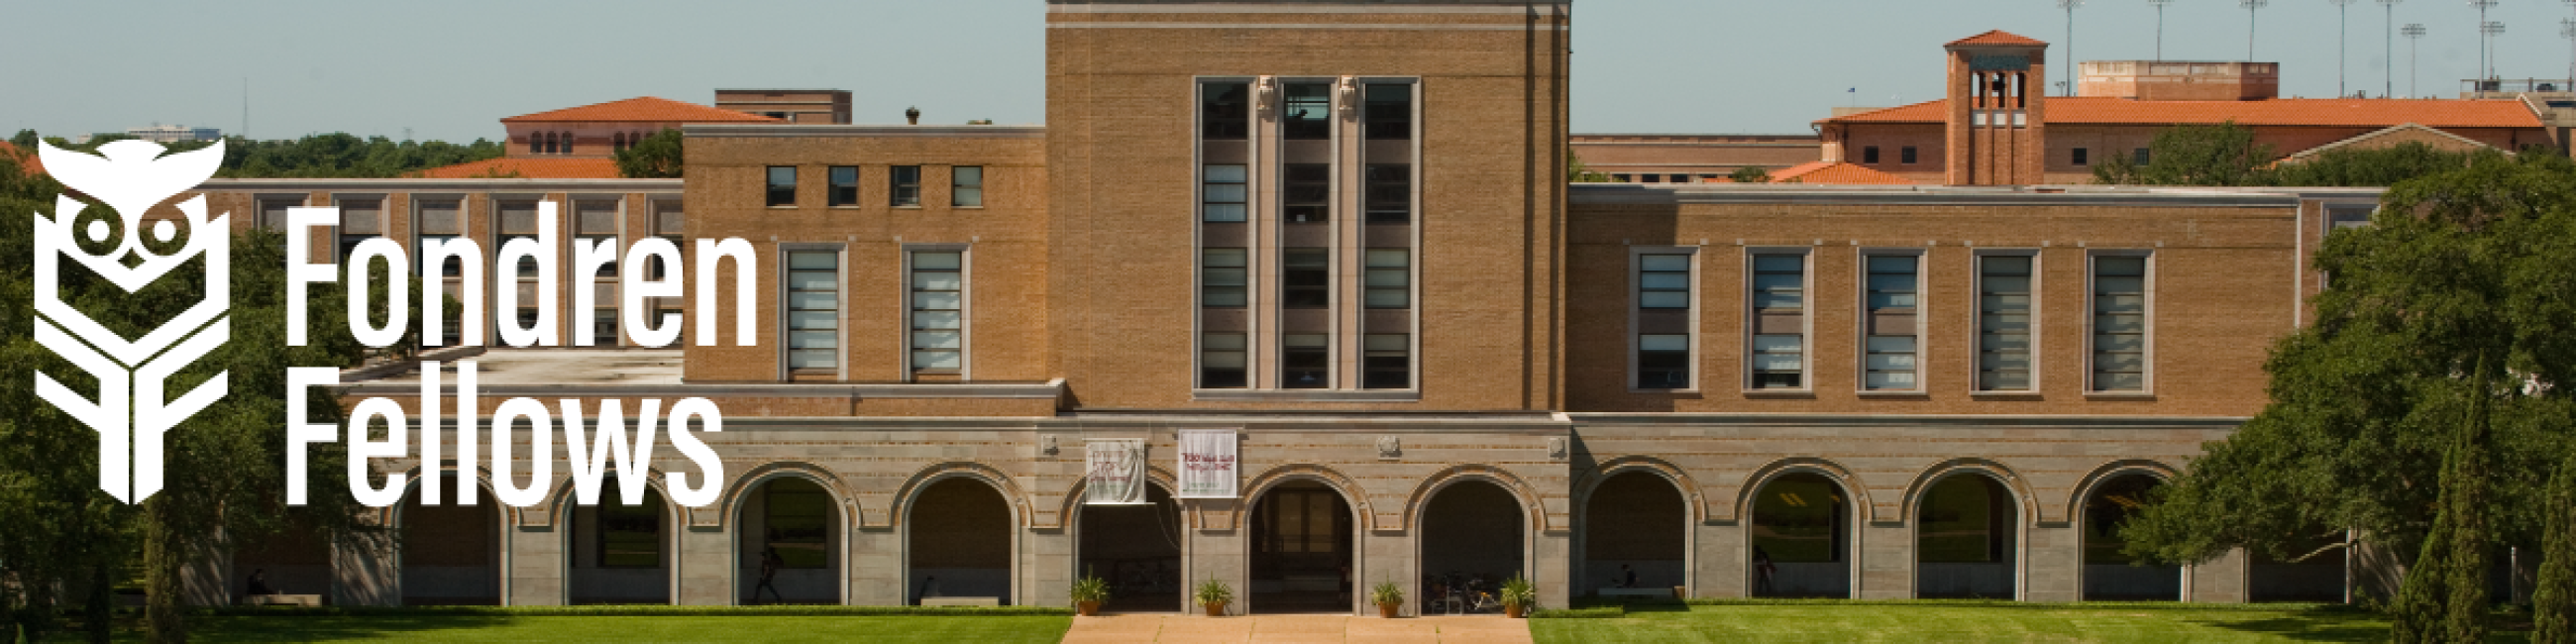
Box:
[1084,439,1147,505]
[1176,430,1239,499]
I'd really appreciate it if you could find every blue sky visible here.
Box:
[5,0,2571,142]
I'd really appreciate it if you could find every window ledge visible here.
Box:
[1191,389,1421,403]
[1627,388,1700,395]
[1742,388,1816,398]
[953,205,986,210]
[1856,389,1930,398]
[2085,391,2157,400]
[828,205,863,209]
[1970,390,2045,399]
[893,205,924,210]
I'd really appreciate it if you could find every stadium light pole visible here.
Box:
[2151,0,2177,60]
[2381,0,2405,98]
[2405,23,2428,96]
[2470,0,2500,82]
[2245,0,2272,60]
[2563,18,2576,88]
[2062,0,2085,96]
[2333,0,2358,96]
[2485,20,2509,80]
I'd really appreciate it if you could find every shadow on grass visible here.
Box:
[167,614,520,643]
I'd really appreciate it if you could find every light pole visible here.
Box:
[2381,0,2406,98]
[2151,0,2177,60]
[2485,21,2508,81]
[2563,18,2576,88]
[2470,0,2500,82]
[2245,0,2272,60]
[2062,0,2085,96]
[2334,0,2358,96]
[2405,23,2428,96]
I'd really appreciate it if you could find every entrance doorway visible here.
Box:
[907,478,1014,605]
[1077,484,1183,612]
[1751,473,1851,597]
[1581,472,1686,596]
[2083,475,2179,600]
[1248,482,1352,613]
[399,471,500,605]
[568,483,672,604]
[1915,474,2018,599]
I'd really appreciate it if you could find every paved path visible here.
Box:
[1061,614,1533,644]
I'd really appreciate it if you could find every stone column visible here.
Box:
[1535,529,1572,610]
[1692,521,1745,598]
[1858,522,1913,599]
[675,526,730,605]
[1023,527,1074,609]
[2187,547,2250,603]
[1361,529,1414,616]
[506,525,564,605]
[848,528,903,606]
[332,530,399,607]
[1184,499,1248,616]
[2022,523,2080,602]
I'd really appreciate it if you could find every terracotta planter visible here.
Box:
[1076,600,1100,616]
[1378,602,1402,618]
[1505,603,1525,618]
[1203,601,1228,617]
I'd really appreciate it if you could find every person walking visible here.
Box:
[1620,564,1639,589]
[754,547,786,603]
[1753,547,1778,596]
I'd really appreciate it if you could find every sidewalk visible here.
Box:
[1060,614,1533,644]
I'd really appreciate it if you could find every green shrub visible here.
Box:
[1531,606,1624,619]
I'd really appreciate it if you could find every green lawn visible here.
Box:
[1530,601,2528,644]
[42,615,1072,643]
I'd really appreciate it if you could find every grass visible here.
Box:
[31,610,1073,643]
[1528,599,2531,643]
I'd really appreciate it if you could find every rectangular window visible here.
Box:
[951,166,983,207]
[1900,147,1919,164]
[1364,164,1410,224]
[1203,249,1247,307]
[1639,254,1690,309]
[2092,255,2148,392]
[827,166,859,206]
[766,166,797,207]
[2072,148,2091,166]
[648,199,683,281]
[1364,249,1409,309]
[1283,249,1330,308]
[1202,333,1248,388]
[590,307,619,348]
[1979,255,2036,391]
[416,198,464,277]
[2133,148,2152,164]
[1282,82,1333,140]
[1362,83,1412,141]
[575,199,619,278]
[910,251,963,373]
[1282,333,1329,388]
[1862,147,1880,164]
[1202,165,1247,222]
[334,197,382,264]
[891,165,921,207]
[1202,82,1250,141]
[1284,163,1331,223]
[1750,254,1806,389]
[785,251,839,372]
[1363,334,1410,389]
[256,195,299,231]
[1638,334,1689,390]
[595,485,662,569]
[1864,255,1920,391]
[498,199,540,278]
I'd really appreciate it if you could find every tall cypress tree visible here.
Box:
[2536,450,2576,644]
[2392,352,2494,643]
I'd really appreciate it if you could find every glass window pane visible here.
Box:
[1754,256,1804,272]
[1639,335,1689,352]
[1641,292,1689,308]
[789,292,837,312]
[1365,335,1408,352]
[1204,249,1246,268]
[912,310,961,330]
[953,166,983,186]
[1640,255,1690,271]
[1204,334,1246,351]
[1284,334,1328,349]
[1365,250,1408,268]
[912,291,962,311]
[1983,256,2031,274]
[1203,204,1246,222]
[912,351,962,370]
[912,330,962,350]
[787,350,835,369]
[789,270,837,290]
[789,331,836,350]
[1866,353,1917,372]
[2095,256,2146,276]
[1203,351,1246,369]
[2094,333,2146,352]
[1203,183,1247,203]
[912,252,962,270]
[1867,336,1916,353]
[1868,256,1917,272]
[1364,270,1408,287]
[2094,352,2146,371]
[913,271,964,290]
[2096,372,2146,390]
[1866,372,1918,389]
[788,311,837,331]
[1640,273,1690,290]
[789,252,836,270]
[1753,335,1803,353]
[1205,164,1247,182]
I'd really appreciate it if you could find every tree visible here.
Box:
[1729,166,1771,183]
[2269,142,2484,187]
[1565,147,1611,183]
[2092,121,2273,186]
[2538,450,2576,644]
[616,128,683,178]
[2389,353,2494,643]
[2120,152,2576,636]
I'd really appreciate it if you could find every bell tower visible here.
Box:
[1944,31,2049,186]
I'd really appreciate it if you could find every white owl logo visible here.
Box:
[33,139,231,504]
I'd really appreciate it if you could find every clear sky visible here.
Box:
[5,0,2573,142]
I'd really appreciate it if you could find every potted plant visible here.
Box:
[1194,578,1234,617]
[1499,574,1536,618]
[1370,581,1405,618]
[1070,571,1111,616]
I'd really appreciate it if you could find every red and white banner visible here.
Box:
[1084,439,1146,505]
[1176,430,1238,499]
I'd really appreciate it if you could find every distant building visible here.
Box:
[714,89,853,124]
[1568,134,1820,183]
[125,124,223,143]
[416,96,781,178]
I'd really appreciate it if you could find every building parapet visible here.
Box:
[683,124,1045,139]
[1569,182,2319,208]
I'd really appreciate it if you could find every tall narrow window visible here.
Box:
[2092,255,2148,392]
[1364,250,1409,309]
[1363,83,1412,141]
[1202,82,1250,140]
[1979,255,2036,391]
[910,251,963,374]
[1364,164,1410,224]
[1282,82,1332,140]
[767,166,797,207]
[1284,164,1331,223]
[575,199,619,277]
[1864,255,1920,391]
[1202,249,1247,307]
[1750,254,1807,389]
[785,251,839,373]
[1202,165,1247,222]
[1202,334,1247,388]
[335,197,381,264]
[1863,147,1880,163]
[951,166,984,207]
[1899,147,1919,164]
[415,198,464,278]
[827,166,858,206]
[559,131,574,156]
[891,165,921,207]
[498,199,540,279]
[528,134,543,155]
[1640,255,1689,309]
[1283,249,1330,308]
[1363,334,1410,389]
[1636,253,1692,389]
[1282,334,1329,388]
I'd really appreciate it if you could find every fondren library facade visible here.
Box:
[173,1,2390,613]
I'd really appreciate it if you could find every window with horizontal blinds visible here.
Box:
[498,200,540,278]
[891,166,922,207]
[1202,333,1247,388]
[1202,249,1247,307]
[1865,255,1920,391]
[1202,164,1246,222]
[784,251,839,372]
[1979,255,2035,391]
[910,251,963,374]
[1636,253,1692,390]
[1750,254,1805,389]
[1282,333,1329,389]
[2092,256,2148,392]
[335,197,381,264]
[828,166,859,206]
[1364,250,1408,309]
[416,198,464,277]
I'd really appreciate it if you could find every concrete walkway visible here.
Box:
[1060,614,1534,644]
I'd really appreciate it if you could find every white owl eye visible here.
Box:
[152,220,176,244]
[85,220,110,243]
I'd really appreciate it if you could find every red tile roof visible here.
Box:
[413,158,623,179]
[1765,161,1915,185]
[1949,30,2047,47]
[501,96,779,124]
[1820,97,2543,129]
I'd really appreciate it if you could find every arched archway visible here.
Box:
[564,479,675,604]
[1581,471,1686,596]
[2082,474,2179,601]
[1076,483,1183,613]
[397,469,504,606]
[735,476,842,604]
[1419,479,1529,612]
[906,477,1016,605]
[1248,480,1355,613]
[1914,473,2019,599]
[1751,472,1853,598]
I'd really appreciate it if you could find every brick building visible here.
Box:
[169,3,2387,612]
